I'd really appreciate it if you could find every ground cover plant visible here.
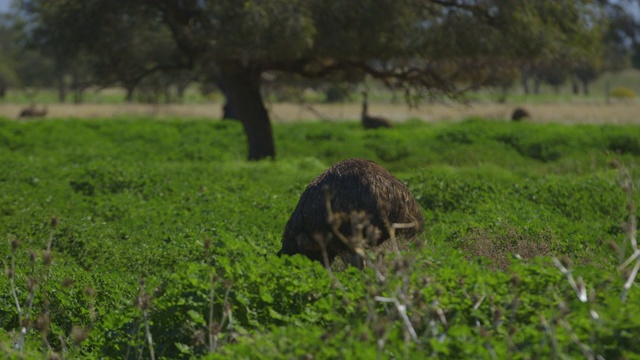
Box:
[1,116,640,359]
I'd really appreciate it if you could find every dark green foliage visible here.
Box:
[1,117,640,358]
[607,133,640,156]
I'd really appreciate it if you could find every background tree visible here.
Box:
[0,61,17,98]
[542,64,570,93]
[0,14,19,98]
[519,1,605,95]
[573,61,600,94]
[481,65,519,102]
[87,10,187,103]
[19,0,188,103]
[20,0,605,160]
[135,69,196,104]
[13,49,54,99]
[601,0,639,71]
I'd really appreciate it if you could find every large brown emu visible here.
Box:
[278,158,423,268]
[18,105,48,119]
[511,107,530,121]
[361,92,392,129]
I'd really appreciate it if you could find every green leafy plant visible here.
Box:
[1,117,640,358]
[610,86,636,99]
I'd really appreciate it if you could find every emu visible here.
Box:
[511,107,530,121]
[18,105,48,119]
[361,92,392,129]
[278,158,424,268]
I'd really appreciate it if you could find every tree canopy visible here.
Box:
[19,0,605,159]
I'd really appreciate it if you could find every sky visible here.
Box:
[0,0,10,14]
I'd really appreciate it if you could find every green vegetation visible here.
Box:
[3,68,640,106]
[1,117,640,359]
[610,86,637,100]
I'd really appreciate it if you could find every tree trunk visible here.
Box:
[176,83,188,103]
[581,80,590,95]
[71,71,81,104]
[520,66,530,94]
[57,78,67,103]
[498,84,508,103]
[222,101,238,120]
[74,87,84,104]
[571,76,579,95]
[220,65,275,160]
[215,79,239,120]
[521,72,530,94]
[533,75,541,94]
[125,86,135,103]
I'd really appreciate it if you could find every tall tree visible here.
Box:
[0,14,19,98]
[19,0,188,102]
[20,0,603,160]
[600,0,639,71]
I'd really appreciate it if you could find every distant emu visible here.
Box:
[278,158,424,268]
[18,105,48,119]
[361,92,393,129]
[511,107,530,121]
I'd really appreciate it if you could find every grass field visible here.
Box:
[1,100,639,125]
[1,116,640,358]
[1,69,639,124]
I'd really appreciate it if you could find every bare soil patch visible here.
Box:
[1,101,638,124]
